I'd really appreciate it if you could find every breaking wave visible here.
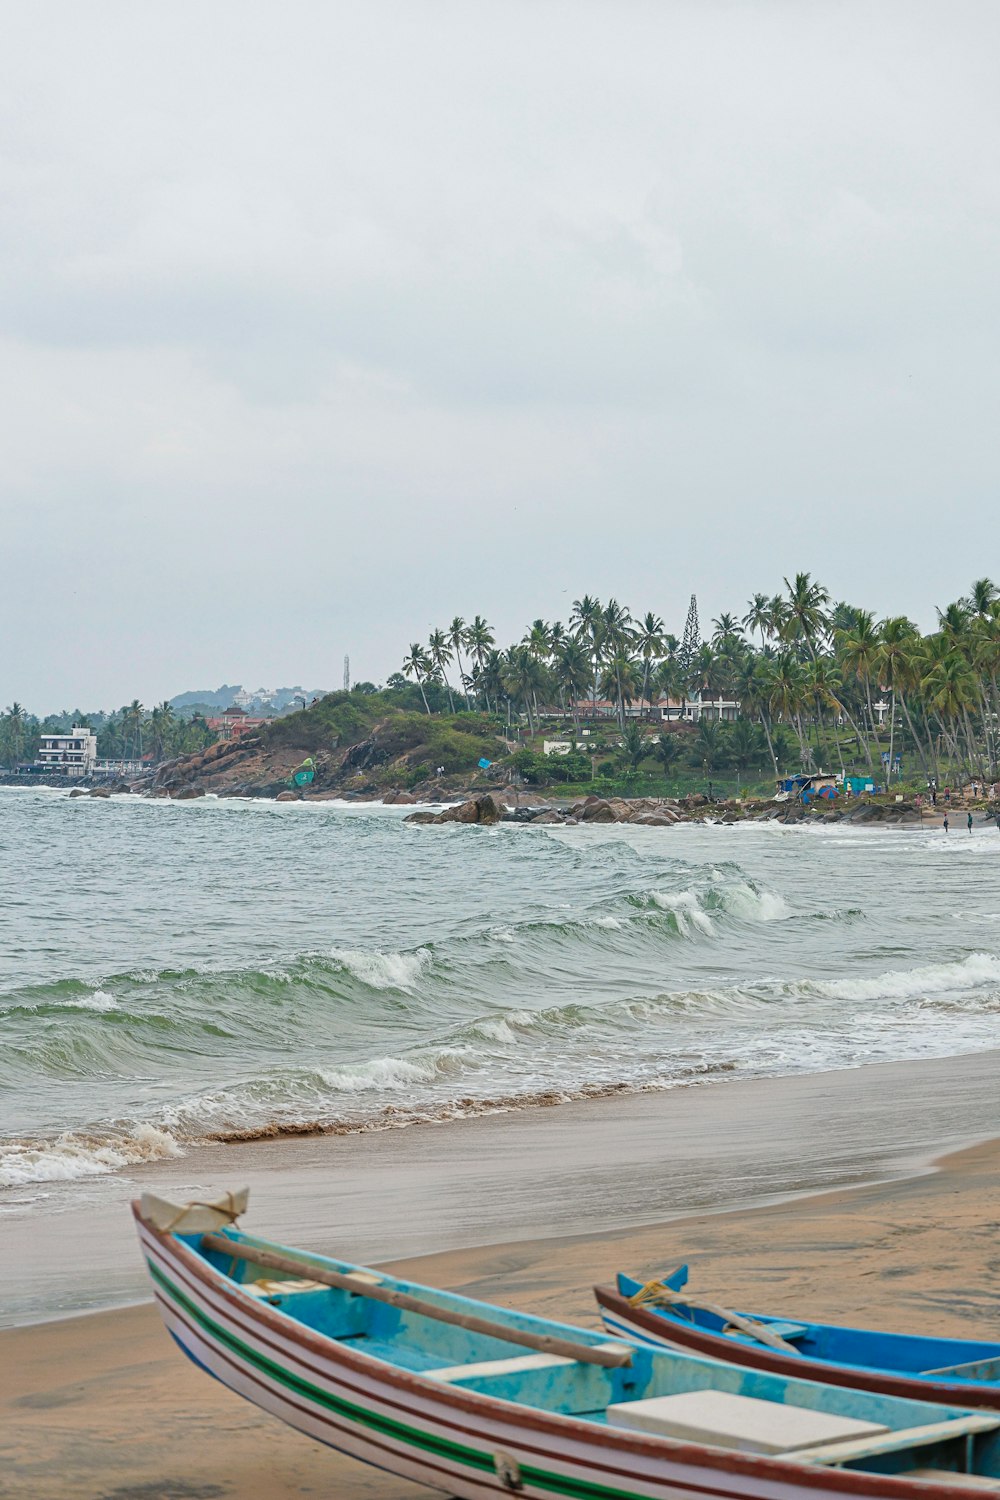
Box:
[4,798,1000,1190]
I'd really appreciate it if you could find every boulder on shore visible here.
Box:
[404,793,507,827]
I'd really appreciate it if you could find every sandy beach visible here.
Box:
[4,1053,1000,1498]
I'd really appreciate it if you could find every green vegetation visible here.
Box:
[262,690,504,788]
[0,700,214,770]
[395,578,1000,792]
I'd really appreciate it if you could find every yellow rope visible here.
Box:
[626,1279,802,1355]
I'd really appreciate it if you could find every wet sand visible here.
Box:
[4,1131,1000,1499]
[6,1049,1000,1329]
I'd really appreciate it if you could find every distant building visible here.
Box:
[207,705,272,741]
[36,726,98,778]
[232,689,254,708]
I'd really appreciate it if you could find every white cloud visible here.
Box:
[0,1,998,705]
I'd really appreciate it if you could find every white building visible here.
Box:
[36,726,98,778]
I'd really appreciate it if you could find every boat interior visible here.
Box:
[616,1269,1000,1381]
[181,1227,1000,1486]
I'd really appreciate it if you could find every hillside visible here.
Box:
[153,692,507,798]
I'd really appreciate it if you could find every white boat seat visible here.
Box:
[242,1278,329,1297]
[429,1342,627,1383]
[799,1414,1000,1467]
[903,1472,1000,1490]
[607,1390,887,1455]
[428,1353,575,1381]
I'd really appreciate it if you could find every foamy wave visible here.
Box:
[649,890,715,934]
[329,947,430,991]
[0,1123,182,1187]
[63,989,118,1011]
[316,1055,444,1091]
[817,953,1000,1003]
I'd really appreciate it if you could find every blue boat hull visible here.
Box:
[597,1267,1000,1411]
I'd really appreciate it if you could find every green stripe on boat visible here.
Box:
[147,1256,652,1500]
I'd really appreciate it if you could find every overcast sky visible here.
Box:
[2,1,998,710]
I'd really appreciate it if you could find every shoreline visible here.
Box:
[5,1048,1000,1331]
[6,1130,1000,1498]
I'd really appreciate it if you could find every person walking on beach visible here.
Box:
[968,811,974,833]
[943,815,949,833]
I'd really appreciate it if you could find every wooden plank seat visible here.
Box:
[923,1357,1000,1382]
[724,1320,809,1341]
[799,1414,1000,1467]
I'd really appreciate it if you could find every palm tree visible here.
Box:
[465,616,495,674]
[767,652,809,762]
[124,700,146,759]
[570,594,604,710]
[599,654,640,728]
[617,721,647,775]
[402,644,433,715]
[743,593,772,649]
[148,701,177,761]
[501,646,546,733]
[554,639,592,740]
[654,734,682,778]
[710,612,743,647]
[634,611,665,717]
[729,718,764,782]
[448,617,472,709]
[427,629,455,712]
[3,702,26,767]
[784,572,830,659]
[837,610,881,764]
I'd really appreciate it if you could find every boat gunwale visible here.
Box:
[134,1204,989,1499]
[596,1287,1000,1414]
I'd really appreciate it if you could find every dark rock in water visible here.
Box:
[405,793,508,827]
[88,788,112,798]
[174,786,206,800]
[530,809,565,824]
[275,790,299,802]
[68,788,88,798]
[631,812,674,827]
[580,799,616,823]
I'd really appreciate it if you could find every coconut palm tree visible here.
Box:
[710,612,743,647]
[3,702,26,767]
[465,616,495,674]
[402,645,433,715]
[448,617,472,709]
[554,639,592,739]
[633,611,665,717]
[123,700,146,759]
[784,572,830,660]
[743,593,772,649]
[570,594,604,711]
[148,701,177,761]
[837,610,881,761]
[427,629,456,712]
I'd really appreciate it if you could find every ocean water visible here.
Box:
[2,787,999,1198]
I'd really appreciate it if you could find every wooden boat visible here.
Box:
[596,1267,1000,1413]
[134,1194,1000,1496]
